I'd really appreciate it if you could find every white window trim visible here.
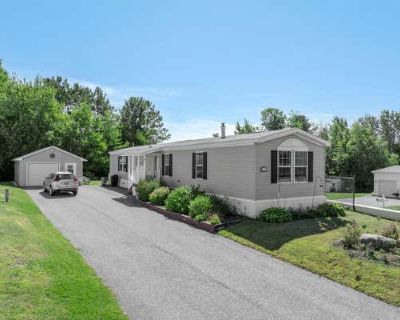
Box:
[294,151,308,183]
[277,149,308,184]
[277,149,292,184]
[118,156,128,172]
[194,152,204,179]
[64,163,77,175]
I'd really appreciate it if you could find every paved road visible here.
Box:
[340,195,400,208]
[27,186,400,320]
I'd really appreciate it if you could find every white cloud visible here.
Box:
[166,119,236,141]
[69,78,180,107]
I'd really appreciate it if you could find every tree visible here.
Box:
[287,111,313,132]
[346,123,398,191]
[326,117,350,176]
[120,97,170,146]
[379,110,400,154]
[235,119,261,134]
[357,114,380,135]
[42,76,113,115]
[260,107,286,130]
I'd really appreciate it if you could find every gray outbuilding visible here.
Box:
[13,146,87,187]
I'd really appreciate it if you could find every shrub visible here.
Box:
[137,179,162,201]
[209,195,235,219]
[314,203,346,218]
[194,214,207,222]
[289,207,313,220]
[188,195,212,219]
[209,214,221,225]
[381,223,400,240]
[149,187,170,205]
[342,221,362,249]
[165,186,193,214]
[259,207,292,223]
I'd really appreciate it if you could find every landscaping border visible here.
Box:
[139,200,241,233]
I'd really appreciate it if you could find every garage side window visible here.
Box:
[118,156,128,172]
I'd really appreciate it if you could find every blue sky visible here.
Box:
[1,0,400,140]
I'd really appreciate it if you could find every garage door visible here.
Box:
[27,163,59,187]
[378,180,397,196]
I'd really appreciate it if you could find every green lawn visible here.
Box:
[87,179,101,186]
[325,192,370,200]
[0,183,128,320]
[220,211,400,306]
[386,205,400,211]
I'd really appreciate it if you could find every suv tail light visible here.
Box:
[54,175,60,181]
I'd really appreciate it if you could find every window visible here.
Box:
[139,156,144,166]
[134,156,138,170]
[153,156,157,171]
[65,163,76,174]
[164,154,170,176]
[118,156,128,172]
[195,153,203,179]
[278,151,291,182]
[295,151,308,182]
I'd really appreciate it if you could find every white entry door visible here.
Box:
[27,163,59,187]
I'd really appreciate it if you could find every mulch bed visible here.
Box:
[139,200,241,233]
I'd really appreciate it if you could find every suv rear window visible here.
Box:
[56,174,74,180]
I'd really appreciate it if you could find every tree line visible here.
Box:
[0,63,170,180]
[236,108,399,191]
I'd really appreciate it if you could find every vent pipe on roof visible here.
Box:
[221,122,226,139]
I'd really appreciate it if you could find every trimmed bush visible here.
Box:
[194,214,207,222]
[259,207,292,223]
[188,195,212,219]
[137,179,162,201]
[165,186,193,214]
[149,186,170,205]
[209,214,221,225]
[209,195,235,219]
[313,203,346,218]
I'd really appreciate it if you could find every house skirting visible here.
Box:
[226,195,326,218]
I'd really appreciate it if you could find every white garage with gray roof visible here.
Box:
[373,165,400,198]
[13,146,87,187]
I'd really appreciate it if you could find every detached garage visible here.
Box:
[13,146,87,187]
[372,166,400,198]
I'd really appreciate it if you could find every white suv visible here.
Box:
[43,172,79,196]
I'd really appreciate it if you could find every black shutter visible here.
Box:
[192,153,196,178]
[308,151,313,182]
[125,156,128,172]
[271,150,277,184]
[161,154,165,176]
[169,154,173,176]
[203,152,207,180]
[118,156,120,172]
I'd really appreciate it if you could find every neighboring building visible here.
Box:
[13,146,87,187]
[372,166,400,198]
[109,126,329,218]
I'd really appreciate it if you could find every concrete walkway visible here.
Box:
[27,186,400,320]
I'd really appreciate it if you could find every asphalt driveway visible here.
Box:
[339,195,400,208]
[27,186,400,320]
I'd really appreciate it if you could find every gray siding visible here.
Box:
[14,161,20,186]
[17,148,84,187]
[255,134,326,200]
[162,145,256,200]
[109,154,128,180]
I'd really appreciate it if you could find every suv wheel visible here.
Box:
[43,184,47,193]
[49,187,54,196]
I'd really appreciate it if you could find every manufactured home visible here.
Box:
[109,126,329,217]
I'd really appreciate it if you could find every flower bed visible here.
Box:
[136,179,241,233]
